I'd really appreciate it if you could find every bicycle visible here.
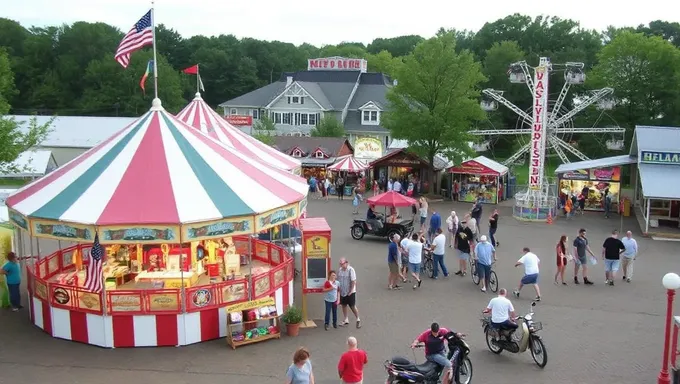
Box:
[471,260,499,292]
[421,248,435,278]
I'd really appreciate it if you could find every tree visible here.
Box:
[382,31,486,191]
[310,115,345,137]
[0,50,52,173]
[252,114,276,145]
[366,50,403,77]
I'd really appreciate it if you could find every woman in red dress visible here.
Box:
[555,235,569,285]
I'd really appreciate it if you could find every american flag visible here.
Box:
[84,233,104,293]
[114,10,153,68]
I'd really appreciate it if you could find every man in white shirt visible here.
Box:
[338,257,361,328]
[400,236,411,283]
[513,247,541,301]
[621,231,638,282]
[393,180,402,193]
[483,288,517,332]
[406,233,423,289]
[428,228,449,279]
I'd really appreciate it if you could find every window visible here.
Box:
[370,111,378,121]
[282,113,292,125]
[301,114,308,125]
[271,112,282,124]
[251,109,259,119]
[287,96,304,104]
[363,111,370,121]
[292,149,303,157]
[362,110,380,125]
[309,113,317,126]
[230,108,238,115]
[315,150,325,158]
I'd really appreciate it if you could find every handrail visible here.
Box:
[28,237,294,316]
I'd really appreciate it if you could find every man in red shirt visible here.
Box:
[338,336,367,384]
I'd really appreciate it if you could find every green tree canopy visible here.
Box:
[252,114,277,145]
[310,115,345,137]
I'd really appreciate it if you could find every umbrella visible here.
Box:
[366,191,417,207]
[177,93,301,173]
[327,156,368,172]
[7,99,308,230]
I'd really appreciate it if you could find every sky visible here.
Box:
[2,0,679,46]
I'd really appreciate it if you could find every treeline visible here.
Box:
[1,15,680,157]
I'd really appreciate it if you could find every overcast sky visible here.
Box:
[3,0,678,46]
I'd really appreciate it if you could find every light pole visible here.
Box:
[659,272,680,384]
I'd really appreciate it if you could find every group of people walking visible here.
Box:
[286,336,368,384]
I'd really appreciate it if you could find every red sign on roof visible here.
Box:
[224,115,253,126]
[448,160,500,176]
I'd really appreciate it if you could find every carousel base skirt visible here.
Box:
[28,280,294,348]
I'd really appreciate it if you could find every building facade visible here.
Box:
[218,57,392,162]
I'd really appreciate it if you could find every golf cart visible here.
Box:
[350,190,417,241]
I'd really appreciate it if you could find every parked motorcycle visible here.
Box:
[384,331,473,384]
[480,301,547,368]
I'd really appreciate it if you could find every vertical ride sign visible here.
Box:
[529,58,550,190]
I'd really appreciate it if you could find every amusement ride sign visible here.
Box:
[640,151,680,165]
[307,57,368,73]
[529,60,550,190]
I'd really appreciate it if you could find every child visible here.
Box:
[352,187,363,214]
[565,197,573,220]
[322,270,339,330]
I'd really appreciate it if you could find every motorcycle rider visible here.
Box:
[366,204,383,231]
[411,322,463,384]
[483,288,517,338]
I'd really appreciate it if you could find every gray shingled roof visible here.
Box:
[296,82,332,109]
[317,82,357,110]
[11,115,136,148]
[273,136,351,156]
[343,111,388,133]
[218,82,286,107]
[631,125,680,155]
[348,84,390,110]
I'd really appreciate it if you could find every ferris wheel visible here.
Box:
[470,60,625,167]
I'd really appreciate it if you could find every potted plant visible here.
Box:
[282,305,303,336]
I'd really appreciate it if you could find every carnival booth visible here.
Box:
[177,92,302,175]
[448,156,509,204]
[6,98,308,348]
[327,156,368,195]
[555,161,624,211]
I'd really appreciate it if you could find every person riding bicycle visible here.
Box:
[473,235,496,292]
[411,322,463,384]
[483,288,517,339]
[366,205,383,231]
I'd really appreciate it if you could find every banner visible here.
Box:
[0,225,14,308]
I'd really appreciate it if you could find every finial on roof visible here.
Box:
[194,92,202,99]
[151,98,163,111]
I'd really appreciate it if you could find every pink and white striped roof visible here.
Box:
[176,93,301,172]
[327,156,368,172]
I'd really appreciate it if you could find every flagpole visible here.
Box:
[196,65,200,94]
[151,0,159,99]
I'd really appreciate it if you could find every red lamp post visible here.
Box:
[659,273,680,384]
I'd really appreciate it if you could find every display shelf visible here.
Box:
[225,296,281,350]
[227,316,280,325]
[228,333,280,348]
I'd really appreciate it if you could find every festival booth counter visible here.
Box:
[327,156,369,195]
[556,162,626,211]
[448,156,509,204]
[7,99,308,348]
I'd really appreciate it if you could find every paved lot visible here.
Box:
[0,198,676,384]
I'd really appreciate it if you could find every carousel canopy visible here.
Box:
[7,99,308,231]
[327,156,368,172]
[176,93,301,172]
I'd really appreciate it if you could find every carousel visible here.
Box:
[177,93,301,174]
[6,99,308,348]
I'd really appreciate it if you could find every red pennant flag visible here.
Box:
[183,64,199,74]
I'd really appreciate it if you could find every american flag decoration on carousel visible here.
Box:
[84,233,104,293]
[114,10,153,68]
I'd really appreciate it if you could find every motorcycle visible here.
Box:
[384,331,473,384]
[480,301,547,368]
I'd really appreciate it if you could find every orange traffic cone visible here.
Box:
[546,214,553,225]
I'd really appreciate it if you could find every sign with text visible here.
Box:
[354,137,383,160]
[640,151,680,165]
[307,57,368,73]
[224,115,253,126]
[559,169,590,181]
[529,61,550,189]
[589,166,621,181]
[302,227,331,294]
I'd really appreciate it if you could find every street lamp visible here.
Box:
[659,272,680,384]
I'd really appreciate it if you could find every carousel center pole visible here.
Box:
[179,232,186,314]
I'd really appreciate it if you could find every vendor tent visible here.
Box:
[448,156,508,176]
[176,93,301,173]
[327,156,368,172]
[7,99,308,228]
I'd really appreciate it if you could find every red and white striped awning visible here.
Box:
[176,93,301,173]
[327,156,368,172]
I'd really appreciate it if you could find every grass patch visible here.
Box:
[492,157,563,186]
[0,178,30,188]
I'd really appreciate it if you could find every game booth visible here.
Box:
[556,165,622,211]
[447,156,509,204]
[5,99,309,348]
[327,156,368,196]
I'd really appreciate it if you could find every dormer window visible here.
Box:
[314,150,325,158]
[287,96,304,105]
[292,149,303,157]
[362,110,379,125]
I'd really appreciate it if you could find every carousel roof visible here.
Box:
[327,156,368,172]
[176,93,301,172]
[6,99,308,226]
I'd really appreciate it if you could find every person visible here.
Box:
[446,211,459,248]
[565,196,573,219]
[513,247,541,301]
[337,176,345,200]
[407,233,424,289]
[452,180,460,201]
[454,221,475,277]
[573,228,595,285]
[352,187,363,215]
[411,323,462,384]
[324,177,332,201]
[308,176,318,199]
[372,180,379,196]
[429,228,448,279]
[387,234,402,290]
[338,336,368,384]
[488,209,499,247]
[387,178,394,192]
[323,270,339,330]
[602,230,626,286]
[482,288,517,336]
[428,210,441,243]
[467,216,478,242]
[621,231,638,282]
[418,196,429,231]
[399,235,411,283]
[393,179,402,194]
[554,235,569,285]
[474,235,496,292]
[579,186,588,214]
[471,198,483,234]
[388,206,399,224]
[338,258,361,328]
[1,252,21,311]
[286,347,314,384]
[604,189,612,219]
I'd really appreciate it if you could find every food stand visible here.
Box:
[448,156,509,204]
[327,156,368,195]
[557,166,621,211]
[6,99,308,348]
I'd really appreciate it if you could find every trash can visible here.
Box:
[623,198,631,217]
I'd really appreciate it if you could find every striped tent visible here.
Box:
[327,156,368,172]
[176,93,301,173]
[6,99,308,234]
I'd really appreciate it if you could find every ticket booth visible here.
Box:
[299,217,331,327]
